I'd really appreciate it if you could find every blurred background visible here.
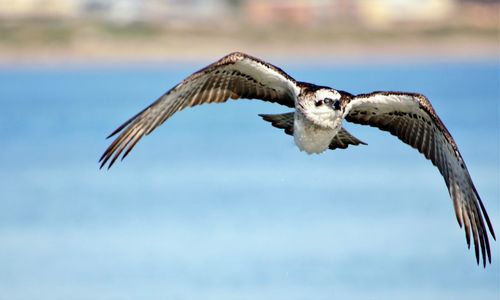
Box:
[0,1,499,300]
[0,0,498,63]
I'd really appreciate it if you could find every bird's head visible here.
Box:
[298,88,343,128]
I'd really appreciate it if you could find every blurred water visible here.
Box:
[0,60,498,300]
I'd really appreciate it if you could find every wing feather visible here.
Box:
[344,91,495,266]
[100,52,299,169]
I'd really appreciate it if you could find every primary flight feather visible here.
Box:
[100,52,495,266]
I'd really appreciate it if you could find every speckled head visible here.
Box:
[297,87,343,128]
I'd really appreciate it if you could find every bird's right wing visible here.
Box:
[100,52,300,169]
[344,91,495,266]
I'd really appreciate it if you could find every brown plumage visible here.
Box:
[345,91,495,266]
[99,52,298,168]
[100,52,495,267]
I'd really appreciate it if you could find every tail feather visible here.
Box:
[259,112,367,150]
[330,127,367,150]
[259,112,294,136]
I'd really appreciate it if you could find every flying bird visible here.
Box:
[100,52,495,266]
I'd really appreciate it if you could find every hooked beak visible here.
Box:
[333,100,341,110]
[324,98,341,110]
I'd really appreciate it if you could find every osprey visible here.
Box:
[100,52,495,266]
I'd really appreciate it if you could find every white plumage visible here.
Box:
[100,52,495,267]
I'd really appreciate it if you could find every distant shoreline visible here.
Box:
[1,23,498,67]
[1,42,498,68]
[0,38,500,68]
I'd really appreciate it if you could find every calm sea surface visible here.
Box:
[0,61,498,299]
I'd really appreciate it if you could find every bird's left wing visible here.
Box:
[100,52,300,169]
[344,91,495,266]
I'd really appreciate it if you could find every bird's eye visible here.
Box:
[315,100,323,107]
[324,98,333,104]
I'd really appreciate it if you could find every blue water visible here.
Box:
[0,61,498,299]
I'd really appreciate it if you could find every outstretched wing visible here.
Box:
[344,91,495,266]
[100,52,299,169]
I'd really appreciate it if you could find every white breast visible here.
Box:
[293,112,339,154]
